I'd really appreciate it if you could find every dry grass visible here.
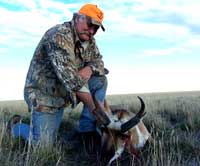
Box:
[0,91,200,166]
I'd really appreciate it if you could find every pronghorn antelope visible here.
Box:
[96,96,152,165]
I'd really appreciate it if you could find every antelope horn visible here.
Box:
[121,96,146,133]
[136,96,146,118]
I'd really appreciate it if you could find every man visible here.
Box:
[10,3,136,147]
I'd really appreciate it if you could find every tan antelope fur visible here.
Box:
[98,97,152,165]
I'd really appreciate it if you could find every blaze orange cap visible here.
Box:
[79,4,105,31]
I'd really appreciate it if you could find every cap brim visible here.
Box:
[91,19,105,31]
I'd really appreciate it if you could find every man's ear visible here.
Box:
[73,13,80,24]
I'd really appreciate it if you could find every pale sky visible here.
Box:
[0,0,200,100]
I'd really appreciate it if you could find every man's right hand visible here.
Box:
[78,66,92,81]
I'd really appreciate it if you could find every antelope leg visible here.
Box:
[108,143,125,165]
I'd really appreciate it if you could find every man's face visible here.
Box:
[75,15,100,41]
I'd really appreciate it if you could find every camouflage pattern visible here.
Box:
[24,20,105,113]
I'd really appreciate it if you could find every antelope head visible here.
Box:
[95,96,152,165]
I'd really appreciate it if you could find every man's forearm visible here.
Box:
[76,91,95,111]
[76,91,111,125]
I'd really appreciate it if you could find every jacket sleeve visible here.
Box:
[44,33,86,92]
[86,40,105,76]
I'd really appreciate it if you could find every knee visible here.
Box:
[89,75,108,89]
[97,75,107,87]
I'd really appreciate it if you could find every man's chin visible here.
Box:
[79,34,91,41]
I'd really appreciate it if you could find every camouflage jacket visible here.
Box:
[24,20,105,113]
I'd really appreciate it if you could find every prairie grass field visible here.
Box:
[0,91,200,166]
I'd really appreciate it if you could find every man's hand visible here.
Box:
[76,91,111,126]
[78,66,93,81]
